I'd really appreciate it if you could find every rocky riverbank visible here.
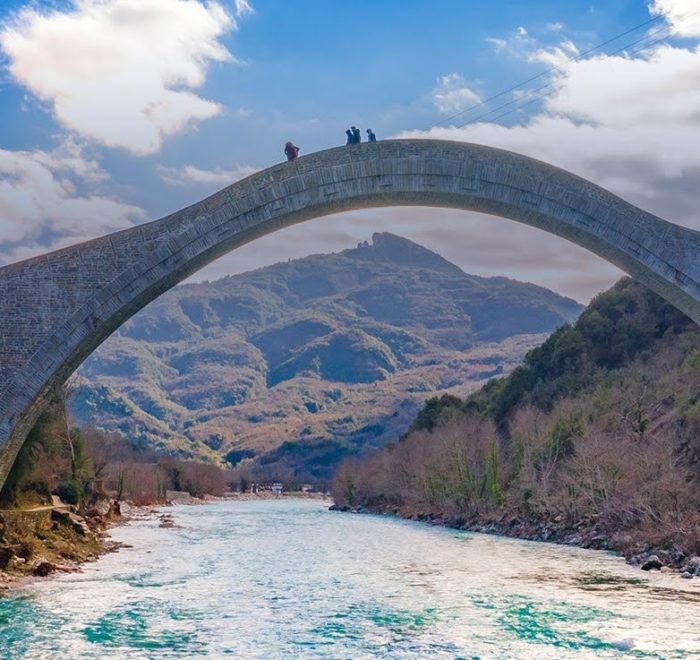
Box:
[0,497,128,594]
[0,491,328,594]
[330,503,700,579]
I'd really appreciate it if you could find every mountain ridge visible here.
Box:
[72,232,583,481]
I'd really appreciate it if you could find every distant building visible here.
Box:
[272,482,283,496]
[301,484,313,493]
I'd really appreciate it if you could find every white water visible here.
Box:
[1,499,699,658]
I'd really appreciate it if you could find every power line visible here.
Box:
[456,7,700,129]
[426,13,666,131]
[455,18,679,128]
[481,28,683,126]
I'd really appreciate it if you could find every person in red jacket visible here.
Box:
[284,142,300,161]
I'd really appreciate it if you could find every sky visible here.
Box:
[0,0,699,302]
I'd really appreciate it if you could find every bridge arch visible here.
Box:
[1,139,700,488]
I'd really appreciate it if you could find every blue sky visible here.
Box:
[0,0,698,300]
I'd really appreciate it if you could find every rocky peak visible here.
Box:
[344,232,464,275]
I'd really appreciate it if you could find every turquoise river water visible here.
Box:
[0,499,699,659]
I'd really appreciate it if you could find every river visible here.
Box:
[0,499,698,659]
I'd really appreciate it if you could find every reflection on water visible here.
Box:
[0,499,698,659]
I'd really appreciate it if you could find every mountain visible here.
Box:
[332,278,700,568]
[71,232,582,481]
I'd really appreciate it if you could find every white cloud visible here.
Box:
[30,137,109,184]
[234,0,254,16]
[159,163,258,186]
[485,37,508,53]
[0,0,247,155]
[485,25,537,58]
[432,73,481,115]
[530,39,580,67]
[0,143,143,259]
[651,0,700,37]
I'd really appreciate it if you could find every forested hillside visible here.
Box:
[333,279,700,568]
[72,232,581,482]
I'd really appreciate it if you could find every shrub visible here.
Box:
[57,479,83,505]
[411,394,463,432]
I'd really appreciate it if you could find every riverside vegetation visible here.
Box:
[0,395,236,589]
[332,279,700,574]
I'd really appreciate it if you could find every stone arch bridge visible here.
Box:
[1,139,700,490]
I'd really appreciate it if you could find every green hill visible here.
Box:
[333,279,700,568]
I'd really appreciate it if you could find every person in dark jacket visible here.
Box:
[351,126,361,144]
[367,128,377,143]
[346,129,353,145]
[284,141,300,161]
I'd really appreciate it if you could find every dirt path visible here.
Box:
[0,496,71,514]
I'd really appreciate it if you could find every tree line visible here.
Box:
[0,394,234,508]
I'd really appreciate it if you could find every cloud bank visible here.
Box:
[432,74,481,115]
[159,163,259,186]
[652,0,700,37]
[0,142,144,264]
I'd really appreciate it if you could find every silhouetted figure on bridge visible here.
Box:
[284,141,300,161]
[346,129,353,145]
[367,129,377,143]
[352,126,361,144]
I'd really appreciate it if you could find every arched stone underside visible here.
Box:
[1,139,700,489]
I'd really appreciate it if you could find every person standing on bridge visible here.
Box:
[346,129,353,145]
[367,128,377,143]
[284,141,300,161]
[351,126,361,144]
